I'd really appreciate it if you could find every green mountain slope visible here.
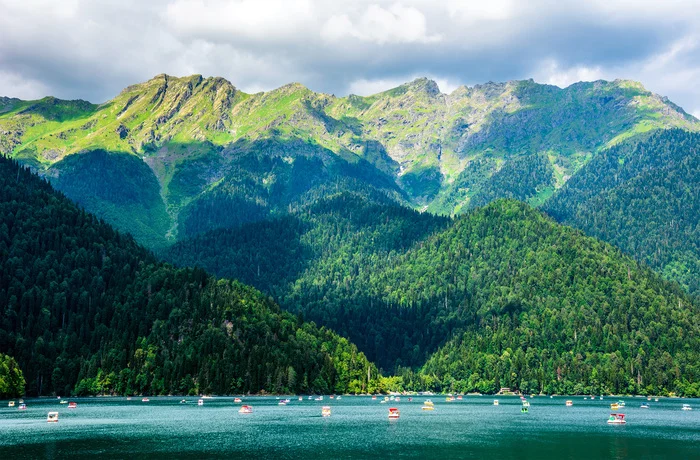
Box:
[166,196,700,395]
[544,129,700,295]
[0,155,378,396]
[2,75,697,248]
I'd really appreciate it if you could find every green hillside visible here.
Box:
[166,196,700,396]
[544,129,700,295]
[0,155,379,396]
[2,75,697,248]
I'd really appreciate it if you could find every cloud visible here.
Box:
[321,3,441,44]
[0,0,699,116]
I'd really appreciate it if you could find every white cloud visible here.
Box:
[536,60,607,88]
[0,70,50,99]
[321,3,441,44]
[347,77,409,96]
[446,0,513,22]
[165,0,315,41]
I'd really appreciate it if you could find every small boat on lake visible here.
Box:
[372,395,377,400]
[18,403,26,410]
[521,406,528,413]
[493,400,499,406]
[315,396,323,401]
[308,396,313,400]
[234,398,242,403]
[47,412,59,423]
[654,398,659,402]
[60,400,68,404]
[607,413,626,424]
[142,398,149,402]
[322,406,331,417]
[522,401,530,408]
[298,397,303,401]
[68,402,77,409]
[566,400,573,407]
[198,399,204,406]
[457,395,463,400]
[388,407,400,419]
[640,404,649,409]
[617,401,625,407]
[8,401,14,407]
[682,404,692,411]
[180,399,187,404]
[610,403,620,410]
[239,405,253,414]
[422,400,434,411]
[126,397,132,401]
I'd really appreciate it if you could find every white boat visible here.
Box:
[640,404,649,409]
[315,396,323,401]
[607,413,626,424]
[180,399,187,404]
[278,400,287,406]
[522,401,530,408]
[655,398,659,402]
[8,401,14,407]
[60,400,68,404]
[566,400,573,407]
[308,396,313,400]
[682,404,692,411]
[142,398,149,402]
[47,412,59,423]
[234,398,242,403]
[493,400,499,406]
[18,403,26,410]
[336,396,341,400]
[322,406,331,417]
[198,399,204,406]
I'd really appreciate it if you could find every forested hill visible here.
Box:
[544,129,700,295]
[167,197,699,396]
[0,155,379,397]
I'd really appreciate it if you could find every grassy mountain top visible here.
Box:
[1,74,698,248]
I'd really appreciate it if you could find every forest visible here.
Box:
[0,156,379,397]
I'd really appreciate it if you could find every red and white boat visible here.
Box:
[239,405,253,414]
[322,406,331,417]
[68,402,77,409]
[234,398,242,403]
[388,407,400,419]
[47,412,59,423]
[607,413,626,424]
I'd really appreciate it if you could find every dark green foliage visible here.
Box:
[0,156,377,396]
[545,129,700,295]
[168,195,700,395]
[51,150,171,250]
[178,137,403,239]
[470,153,555,207]
[0,353,25,398]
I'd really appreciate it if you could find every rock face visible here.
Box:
[1,74,698,246]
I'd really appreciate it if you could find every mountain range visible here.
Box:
[1,74,699,397]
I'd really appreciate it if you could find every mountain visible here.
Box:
[544,129,700,295]
[166,196,700,396]
[0,155,379,396]
[1,75,697,248]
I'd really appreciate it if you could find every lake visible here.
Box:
[1,396,698,459]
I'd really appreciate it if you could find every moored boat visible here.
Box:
[142,398,149,402]
[493,400,499,406]
[298,397,303,401]
[47,412,59,423]
[607,413,626,424]
[372,395,377,400]
[18,403,26,410]
[68,402,77,409]
[234,398,242,403]
[8,401,14,407]
[239,405,253,414]
[198,399,204,406]
[388,407,400,419]
[566,400,573,407]
[322,406,331,417]
[682,404,692,411]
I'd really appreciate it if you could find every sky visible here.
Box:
[1,0,700,117]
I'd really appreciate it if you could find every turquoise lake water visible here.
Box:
[0,396,698,459]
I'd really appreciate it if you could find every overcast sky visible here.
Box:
[1,0,699,117]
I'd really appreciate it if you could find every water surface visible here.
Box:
[1,396,698,459]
